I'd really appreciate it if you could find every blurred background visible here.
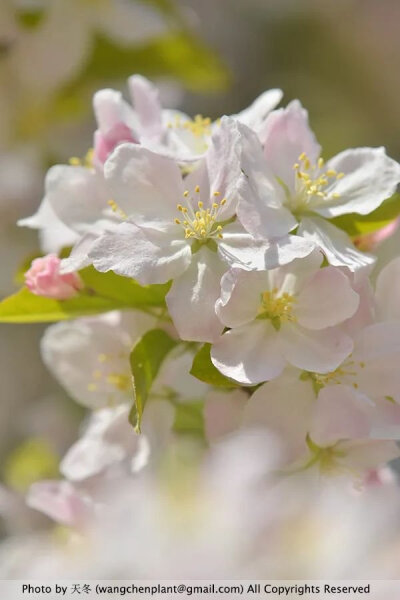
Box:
[1,0,400,526]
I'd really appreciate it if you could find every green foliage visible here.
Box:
[173,401,205,438]
[80,266,170,307]
[190,343,240,388]
[0,267,169,323]
[76,32,229,93]
[329,193,400,237]
[3,438,59,493]
[129,329,178,432]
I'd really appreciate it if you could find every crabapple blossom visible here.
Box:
[41,311,208,410]
[236,101,400,270]
[86,119,314,342]
[93,75,283,164]
[24,254,83,299]
[211,250,359,384]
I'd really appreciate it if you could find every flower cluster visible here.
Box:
[10,73,400,523]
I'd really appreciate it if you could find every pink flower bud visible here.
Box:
[25,254,83,300]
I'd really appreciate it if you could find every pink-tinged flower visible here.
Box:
[87,119,315,343]
[211,250,359,384]
[26,480,91,528]
[25,254,83,300]
[236,101,400,271]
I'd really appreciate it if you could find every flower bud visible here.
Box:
[25,254,83,300]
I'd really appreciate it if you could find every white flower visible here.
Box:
[87,119,314,342]
[236,100,400,270]
[41,311,155,409]
[211,250,359,384]
[242,319,400,473]
[60,400,174,484]
[93,75,283,164]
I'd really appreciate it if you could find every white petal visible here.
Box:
[128,75,163,140]
[104,143,183,228]
[166,247,225,342]
[89,222,191,284]
[211,321,286,385]
[311,385,372,447]
[216,268,267,328]
[41,313,153,409]
[61,434,126,482]
[234,88,283,133]
[340,440,400,473]
[261,100,321,194]
[236,122,297,239]
[45,165,110,234]
[243,372,314,462]
[296,266,359,329]
[204,389,247,442]
[315,147,400,217]
[218,224,315,271]
[205,117,242,220]
[18,197,78,254]
[298,216,375,271]
[93,89,138,136]
[352,322,400,401]
[375,257,400,321]
[60,232,100,273]
[280,323,353,373]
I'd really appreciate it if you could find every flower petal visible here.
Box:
[352,322,400,401]
[261,100,321,194]
[205,117,242,220]
[89,222,191,284]
[243,372,314,462]
[211,321,285,385]
[44,165,110,234]
[280,323,353,373]
[298,216,375,271]
[311,385,372,447]
[218,224,315,271]
[216,268,267,328]
[166,247,225,342]
[104,143,183,228]
[296,266,359,329]
[41,313,153,409]
[128,75,163,141]
[236,122,297,239]
[234,88,283,133]
[375,257,400,321]
[315,147,400,217]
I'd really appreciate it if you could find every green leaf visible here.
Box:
[173,400,205,438]
[329,193,400,237]
[129,329,178,432]
[0,287,124,323]
[0,268,169,323]
[77,32,229,93]
[190,343,240,388]
[80,267,170,308]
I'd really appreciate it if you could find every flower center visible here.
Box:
[87,352,131,399]
[257,288,297,330]
[305,435,348,475]
[69,148,94,169]
[302,358,365,395]
[175,187,226,241]
[167,114,212,138]
[290,152,344,211]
